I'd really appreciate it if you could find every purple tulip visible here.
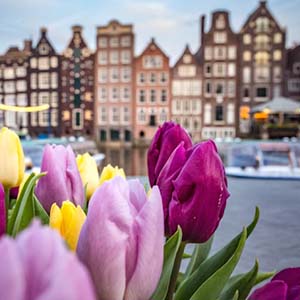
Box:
[0,183,5,236]
[148,121,192,186]
[10,186,19,199]
[249,267,300,300]
[35,145,84,213]
[77,176,164,300]
[0,220,96,300]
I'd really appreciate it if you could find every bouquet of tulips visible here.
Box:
[0,123,299,300]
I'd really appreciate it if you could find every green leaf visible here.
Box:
[182,253,192,259]
[233,291,239,300]
[8,173,45,236]
[255,271,275,285]
[185,235,214,278]
[33,195,49,225]
[219,260,259,300]
[175,207,259,300]
[151,227,183,300]
[189,228,247,300]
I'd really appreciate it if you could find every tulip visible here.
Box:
[0,127,25,189]
[35,145,84,213]
[50,201,86,251]
[76,153,99,200]
[147,121,192,186]
[0,220,96,300]
[249,267,300,300]
[77,176,164,300]
[0,184,5,236]
[99,164,126,186]
[151,138,229,243]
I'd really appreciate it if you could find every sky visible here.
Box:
[0,0,299,64]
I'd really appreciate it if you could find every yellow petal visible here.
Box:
[49,203,63,234]
[99,164,126,186]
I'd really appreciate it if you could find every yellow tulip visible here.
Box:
[0,127,25,189]
[99,164,126,186]
[76,153,99,200]
[49,201,86,251]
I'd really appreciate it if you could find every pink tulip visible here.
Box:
[0,184,5,236]
[0,220,96,300]
[77,176,164,300]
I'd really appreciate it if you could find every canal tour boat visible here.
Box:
[225,143,300,180]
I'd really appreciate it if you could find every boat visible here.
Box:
[225,143,300,180]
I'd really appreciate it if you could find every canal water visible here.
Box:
[102,146,300,274]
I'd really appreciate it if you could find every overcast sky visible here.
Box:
[0,0,299,64]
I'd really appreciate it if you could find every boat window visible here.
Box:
[229,145,257,167]
[262,151,290,166]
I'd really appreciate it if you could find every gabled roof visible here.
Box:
[64,25,90,51]
[136,38,169,60]
[173,44,198,68]
[33,27,57,55]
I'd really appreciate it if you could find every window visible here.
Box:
[214,47,226,59]
[243,67,251,83]
[39,43,49,55]
[98,52,108,65]
[39,93,49,105]
[38,57,49,70]
[122,87,130,101]
[139,73,145,83]
[98,68,107,83]
[98,37,108,48]
[255,67,270,81]
[178,66,196,77]
[17,94,26,106]
[205,81,212,95]
[255,52,269,65]
[99,107,107,124]
[150,73,156,83]
[227,81,235,97]
[227,103,235,124]
[50,57,58,68]
[205,47,212,60]
[256,87,268,98]
[214,32,227,44]
[273,66,281,82]
[215,105,224,121]
[4,68,14,79]
[274,33,282,44]
[39,73,50,89]
[4,81,15,93]
[150,89,156,103]
[51,109,58,126]
[110,51,119,64]
[243,51,252,61]
[161,72,167,83]
[243,34,251,45]
[51,73,58,88]
[143,56,163,68]
[214,63,226,77]
[51,92,58,107]
[121,50,131,64]
[205,64,212,76]
[161,89,167,102]
[243,87,250,99]
[273,85,281,97]
[183,55,192,63]
[256,17,269,32]
[255,35,269,49]
[111,87,119,101]
[139,90,145,102]
[30,58,37,69]
[273,50,282,61]
[121,36,131,47]
[110,37,119,47]
[110,67,119,82]
[39,110,49,126]
[99,87,107,102]
[123,107,130,123]
[31,93,37,106]
[293,63,300,75]
[215,82,224,95]
[228,63,236,77]
[16,67,26,77]
[121,67,131,82]
[111,107,119,123]
[228,46,236,59]
[137,108,146,124]
[288,79,300,92]
[16,80,26,92]
[160,109,168,123]
[216,15,225,29]
[204,104,212,124]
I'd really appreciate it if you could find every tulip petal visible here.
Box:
[0,237,25,300]
[249,280,288,300]
[273,268,300,290]
[125,185,164,300]
[0,184,5,236]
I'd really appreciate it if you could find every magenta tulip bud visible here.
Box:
[0,220,96,300]
[10,186,19,199]
[0,184,5,236]
[77,176,164,300]
[249,267,300,300]
[35,145,84,212]
[148,121,192,186]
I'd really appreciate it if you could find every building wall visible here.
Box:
[61,26,95,137]
[133,38,171,142]
[95,20,134,144]
[28,28,61,137]
[171,46,202,142]
[286,45,300,101]
[200,11,239,140]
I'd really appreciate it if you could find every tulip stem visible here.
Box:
[166,241,186,300]
[5,188,10,228]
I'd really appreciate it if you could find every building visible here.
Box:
[200,11,239,139]
[61,25,94,137]
[0,41,31,132]
[133,38,171,143]
[239,0,286,134]
[28,27,61,137]
[286,45,300,101]
[95,20,134,144]
[171,45,202,141]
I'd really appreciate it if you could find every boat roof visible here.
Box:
[259,143,290,152]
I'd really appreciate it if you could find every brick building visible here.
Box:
[28,28,61,137]
[239,0,286,134]
[0,41,31,133]
[133,38,171,143]
[286,45,300,101]
[171,45,202,141]
[61,25,94,137]
[95,20,134,144]
[200,11,239,139]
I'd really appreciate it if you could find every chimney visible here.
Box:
[260,0,267,6]
[23,39,32,52]
[40,27,47,36]
[72,25,83,33]
[200,15,205,46]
